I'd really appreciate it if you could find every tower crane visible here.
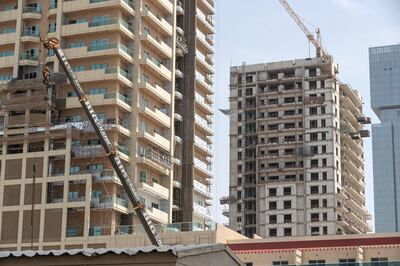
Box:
[278,0,328,58]
[40,37,163,246]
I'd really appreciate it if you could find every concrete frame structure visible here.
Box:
[369,44,400,233]
[228,233,400,266]
[222,56,371,238]
[0,0,215,251]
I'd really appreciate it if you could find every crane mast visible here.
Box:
[40,37,163,246]
[278,0,327,58]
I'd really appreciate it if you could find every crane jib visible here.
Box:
[50,45,163,246]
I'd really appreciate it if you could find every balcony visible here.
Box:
[66,90,132,111]
[63,0,134,14]
[195,114,213,135]
[193,179,212,199]
[196,8,215,34]
[0,55,16,68]
[147,0,173,14]
[138,79,171,104]
[91,194,129,214]
[64,42,134,62]
[140,104,171,128]
[199,0,215,15]
[19,54,39,66]
[142,8,173,36]
[195,91,213,115]
[0,32,16,45]
[141,31,172,59]
[137,130,170,152]
[137,181,169,200]
[21,29,40,42]
[195,71,214,94]
[142,53,172,81]
[91,169,121,185]
[194,135,213,156]
[194,157,212,177]
[193,203,212,220]
[196,29,214,54]
[22,6,42,20]
[70,67,133,88]
[147,207,168,223]
[62,18,134,39]
[137,147,172,174]
[196,50,214,74]
[0,9,18,23]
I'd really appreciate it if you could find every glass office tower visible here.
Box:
[370,44,400,232]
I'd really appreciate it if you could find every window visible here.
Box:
[283,227,292,236]
[269,201,277,210]
[322,159,327,167]
[283,200,291,209]
[310,120,318,128]
[245,263,253,266]
[321,132,327,140]
[283,187,291,195]
[323,213,328,221]
[269,228,277,237]
[322,172,327,180]
[139,171,146,183]
[309,260,325,265]
[310,133,318,141]
[88,88,106,95]
[72,65,85,72]
[151,202,159,209]
[321,106,325,114]
[269,215,277,224]
[322,199,327,207]
[371,258,388,266]
[322,145,326,153]
[311,199,319,208]
[269,188,277,196]
[311,186,319,194]
[311,213,319,222]
[321,119,326,127]
[311,146,318,155]
[311,159,318,168]
[311,227,320,236]
[311,173,319,181]
[71,139,80,147]
[284,214,292,223]
[310,107,318,115]
[68,41,85,48]
[273,261,289,265]
[339,259,356,266]
[91,63,108,70]
[323,226,328,235]
[69,165,80,175]
[322,185,327,193]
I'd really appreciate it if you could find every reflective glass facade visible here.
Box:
[370,44,400,232]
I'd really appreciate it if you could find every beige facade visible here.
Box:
[223,56,371,238]
[228,233,400,266]
[0,0,215,251]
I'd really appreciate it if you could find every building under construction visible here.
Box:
[0,0,215,251]
[222,56,372,238]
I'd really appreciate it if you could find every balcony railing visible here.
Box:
[23,6,41,13]
[195,114,212,130]
[194,157,212,173]
[91,194,128,208]
[87,42,133,56]
[21,30,40,37]
[193,179,212,198]
[88,18,133,33]
[138,146,172,167]
[193,202,212,219]
[19,54,38,60]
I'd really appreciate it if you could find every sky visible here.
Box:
[210,0,400,229]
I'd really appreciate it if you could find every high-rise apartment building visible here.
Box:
[0,0,215,250]
[222,56,371,238]
[369,44,400,233]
